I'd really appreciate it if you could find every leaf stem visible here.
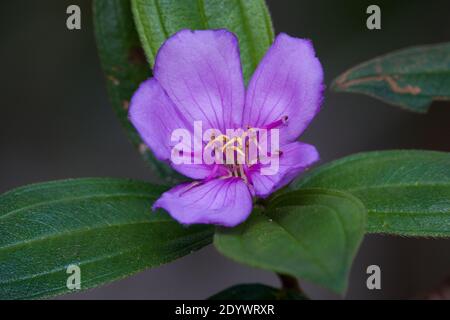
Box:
[278,274,304,294]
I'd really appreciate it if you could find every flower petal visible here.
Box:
[243,33,324,143]
[129,78,190,161]
[154,29,245,132]
[153,178,253,227]
[130,78,217,180]
[249,142,319,198]
[171,163,228,180]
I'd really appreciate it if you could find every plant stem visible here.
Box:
[278,274,303,294]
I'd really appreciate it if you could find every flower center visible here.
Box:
[204,116,288,184]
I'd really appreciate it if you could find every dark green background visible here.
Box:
[0,0,449,299]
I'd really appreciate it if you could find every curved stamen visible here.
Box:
[263,115,289,130]
[201,119,285,185]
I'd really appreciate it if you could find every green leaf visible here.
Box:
[214,189,367,294]
[294,150,450,237]
[0,178,213,299]
[131,0,274,82]
[208,283,307,300]
[93,0,182,183]
[332,42,450,112]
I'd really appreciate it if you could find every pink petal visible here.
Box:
[129,78,213,179]
[154,29,245,132]
[243,33,324,143]
[250,142,319,198]
[129,78,190,161]
[153,178,253,227]
[171,163,228,180]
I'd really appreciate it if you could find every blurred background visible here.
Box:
[1,0,449,299]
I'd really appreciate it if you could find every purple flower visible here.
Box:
[129,29,323,227]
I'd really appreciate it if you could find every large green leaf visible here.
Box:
[294,150,450,237]
[208,283,307,300]
[93,0,182,183]
[214,189,367,294]
[0,178,213,299]
[131,0,274,82]
[332,42,450,112]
